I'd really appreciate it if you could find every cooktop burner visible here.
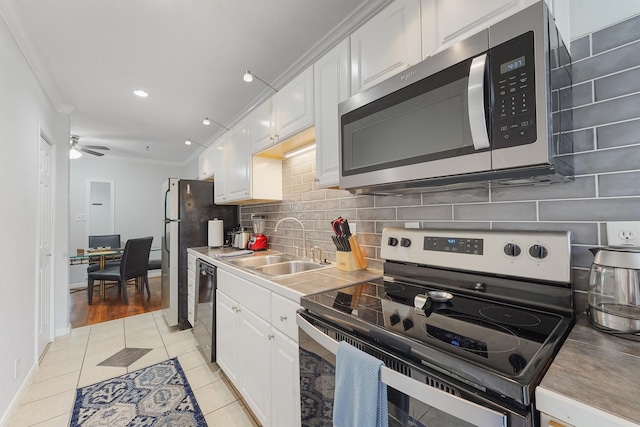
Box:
[304,279,565,378]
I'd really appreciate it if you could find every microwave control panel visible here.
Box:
[490,31,536,149]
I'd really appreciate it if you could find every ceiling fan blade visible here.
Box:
[77,146,105,156]
[83,145,110,151]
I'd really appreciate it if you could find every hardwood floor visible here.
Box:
[69,275,163,328]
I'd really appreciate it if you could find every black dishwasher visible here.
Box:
[193,259,217,362]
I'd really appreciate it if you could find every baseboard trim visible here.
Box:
[0,361,37,427]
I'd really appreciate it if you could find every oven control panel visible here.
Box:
[381,227,571,283]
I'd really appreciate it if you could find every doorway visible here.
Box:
[87,180,114,236]
[37,135,53,358]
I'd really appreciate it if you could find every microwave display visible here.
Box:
[500,56,526,74]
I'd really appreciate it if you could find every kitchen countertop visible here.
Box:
[536,314,640,427]
[187,247,382,302]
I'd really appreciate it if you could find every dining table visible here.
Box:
[70,247,160,299]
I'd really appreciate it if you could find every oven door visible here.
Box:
[298,311,532,427]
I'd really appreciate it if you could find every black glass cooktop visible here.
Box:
[301,278,568,379]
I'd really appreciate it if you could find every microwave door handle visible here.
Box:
[468,53,490,150]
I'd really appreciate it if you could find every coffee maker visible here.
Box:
[248,215,268,251]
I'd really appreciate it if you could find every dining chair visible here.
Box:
[87,234,122,273]
[87,236,153,305]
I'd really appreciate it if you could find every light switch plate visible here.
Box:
[75,213,86,222]
[606,221,640,246]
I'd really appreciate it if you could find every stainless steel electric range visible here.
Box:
[297,228,574,427]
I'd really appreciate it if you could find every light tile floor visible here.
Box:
[8,311,259,426]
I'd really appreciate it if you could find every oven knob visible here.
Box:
[402,318,414,331]
[400,238,412,248]
[529,244,548,259]
[389,314,401,326]
[388,237,399,247]
[503,243,521,257]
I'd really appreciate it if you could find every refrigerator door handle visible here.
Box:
[164,188,170,221]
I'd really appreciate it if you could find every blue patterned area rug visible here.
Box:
[70,357,207,426]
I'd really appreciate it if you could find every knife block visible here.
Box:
[336,251,362,271]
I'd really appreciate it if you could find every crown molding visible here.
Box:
[0,0,76,114]
[222,0,392,133]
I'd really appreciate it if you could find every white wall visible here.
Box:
[0,13,69,425]
[570,0,640,39]
[68,156,187,284]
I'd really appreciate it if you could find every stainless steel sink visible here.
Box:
[230,254,295,268]
[254,260,324,276]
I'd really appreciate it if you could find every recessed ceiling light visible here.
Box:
[134,90,148,98]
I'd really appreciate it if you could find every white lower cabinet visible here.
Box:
[216,269,301,427]
[271,328,300,427]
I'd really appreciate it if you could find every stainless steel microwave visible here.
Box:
[339,1,572,194]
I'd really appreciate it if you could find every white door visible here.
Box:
[37,136,53,357]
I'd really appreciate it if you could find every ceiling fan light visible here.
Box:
[69,148,82,159]
[243,70,253,82]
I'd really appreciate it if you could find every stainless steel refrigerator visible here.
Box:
[162,178,238,329]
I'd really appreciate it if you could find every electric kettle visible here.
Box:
[588,246,640,340]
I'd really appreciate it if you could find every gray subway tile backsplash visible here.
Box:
[592,14,640,55]
[240,13,640,308]
[594,66,640,102]
[599,171,640,197]
[539,198,640,221]
[571,92,640,130]
[573,145,640,175]
[572,40,640,84]
[570,35,591,61]
[596,118,640,149]
[491,177,596,202]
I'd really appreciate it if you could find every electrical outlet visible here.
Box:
[606,222,640,246]
[405,222,420,229]
[14,357,20,380]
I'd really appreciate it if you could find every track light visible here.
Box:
[243,70,278,92]
[202,117,230,130]
[185,138,206,148]
[185,139,192,145]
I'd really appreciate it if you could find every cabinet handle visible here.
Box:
[280,315,287,322]
[268,334,275,340]
[232,306,238,312]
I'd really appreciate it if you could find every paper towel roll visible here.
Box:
[208,219,224,247]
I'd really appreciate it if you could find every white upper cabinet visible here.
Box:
[226,117,252,202]
[350,0,422,94]
[250,98,277,154]
[314,39,350,188]
[212,134,228,204]
[421,0,544,56]
[215,117,282,204]
[198,145,216,180]
[251,66,314,154]
[276,66,315,142]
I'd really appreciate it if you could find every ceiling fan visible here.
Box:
[70,135,110,157]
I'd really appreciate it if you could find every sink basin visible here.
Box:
[255,261,324,276]
[230,254,295,268]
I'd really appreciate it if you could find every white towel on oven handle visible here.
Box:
[332,341,388,427]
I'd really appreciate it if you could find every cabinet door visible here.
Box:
[426,0,537,52]
[198,146,216,180]
[350,0,421,94]
[276,66,314,141]
[250,98,277,154]
[216,290,240,385]
[314,39,350,188]
[239,307,271,426]
[212,134,228,204]
[226,117,252,202]
[271,328,301,427]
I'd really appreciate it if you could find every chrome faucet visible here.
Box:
[274,217,307,258]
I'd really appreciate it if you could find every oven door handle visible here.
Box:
[468,53,490,151]
[297,313,508,427]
